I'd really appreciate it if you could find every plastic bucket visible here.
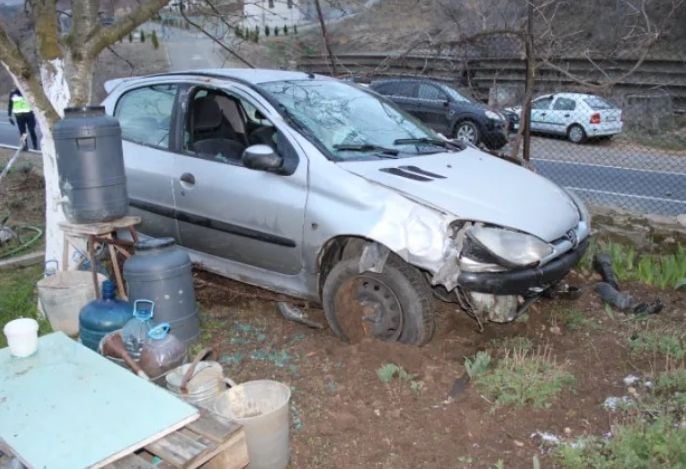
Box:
[166,361,233,409]
[37,271,106,336]
[3,318,39,357]
[213,380,291,469]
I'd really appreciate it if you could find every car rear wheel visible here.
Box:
[454,120,480,145]
[567,124,587,144]
[322,255,435,346]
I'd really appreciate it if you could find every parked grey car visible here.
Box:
[103,69,590,346]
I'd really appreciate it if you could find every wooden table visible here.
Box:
[59,215,141,300]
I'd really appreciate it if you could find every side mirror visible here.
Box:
[443,99,450,107]
[242,144,283,172]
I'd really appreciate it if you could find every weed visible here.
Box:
[556,417,686,468]
[559,309,594,331]
[464,351,492,379]
[0,266,50,347]
[475,346,575,409]
[376,363,423,394]
[629,329,685,361]
[490,336,533,353]
[655,368,686,394]
[584,241,686,290]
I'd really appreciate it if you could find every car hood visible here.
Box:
[339,147,580,242]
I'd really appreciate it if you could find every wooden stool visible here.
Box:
[59,216,141,300]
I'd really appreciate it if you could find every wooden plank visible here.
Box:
[201,429,249,469]
[145,431,207,467]
[0,251,43,270]
[0,332,199,469]
[59,216,141,236]
[108,453,155,469]
[186,411,242,444]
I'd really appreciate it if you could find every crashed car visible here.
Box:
[102,69,590,346]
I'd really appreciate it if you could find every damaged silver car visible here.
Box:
[103,70,590,346]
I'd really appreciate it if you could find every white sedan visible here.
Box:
[511,92,623,143]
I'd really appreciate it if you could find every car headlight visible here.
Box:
[485,110,503,121]
[468,226,553,267]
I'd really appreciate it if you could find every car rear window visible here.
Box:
[584,96,613,110]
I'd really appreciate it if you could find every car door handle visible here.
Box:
[540,112,547,116]
[564,113,570,117]
[180,173,195,185]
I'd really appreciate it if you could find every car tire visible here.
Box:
[454,120,480,146]
[322,254,435,346]
[567,124,587,144]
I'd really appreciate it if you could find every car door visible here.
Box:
[113,83,181,240]
[414,83,451,134]
[379,81,419,117]
[547,96,577,135]
[530,96,554,133]
[171,84,307,275]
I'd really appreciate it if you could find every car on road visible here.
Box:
[103,69,590,346]
[368,78,509,150]
[509,92,623,143]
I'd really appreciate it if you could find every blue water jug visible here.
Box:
[121,299,155,359]
[79,280,132,351]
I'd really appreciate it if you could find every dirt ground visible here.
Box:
[193,267,685,468]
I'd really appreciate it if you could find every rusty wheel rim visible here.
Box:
[334,275,403,343]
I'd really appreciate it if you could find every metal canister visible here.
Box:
[53,106,128,223]
[123,237,200,345]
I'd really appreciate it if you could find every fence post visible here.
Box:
[522,0,535,162]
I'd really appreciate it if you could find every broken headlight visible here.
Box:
[467,226,553,267]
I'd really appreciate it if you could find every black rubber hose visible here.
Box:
[593,253,620,290]
[595,282,633,311]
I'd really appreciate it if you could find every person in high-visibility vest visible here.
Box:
[8,89,38,151]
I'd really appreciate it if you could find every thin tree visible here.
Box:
[0,0,170,265]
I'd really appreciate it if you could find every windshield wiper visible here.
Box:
[333,144,399,157]
[393,137,464,150]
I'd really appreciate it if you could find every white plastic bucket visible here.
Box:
[37,271,106,336]
[213,380,291,469]
[3,318,39,357]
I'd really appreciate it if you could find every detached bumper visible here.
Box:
[457,240,589,295]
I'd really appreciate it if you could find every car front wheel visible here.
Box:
[322,255,435,346]
[567,124,587,144]
[454,120,480,146]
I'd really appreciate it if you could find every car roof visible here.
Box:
[540,92,598,100]
[104,68,332,94]
[371,77,445,87]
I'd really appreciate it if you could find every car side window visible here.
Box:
[115,84,177,149]
[553,97,576,111]
[417,84,447,101]
[382,82,417,98]
[532,97,553,110]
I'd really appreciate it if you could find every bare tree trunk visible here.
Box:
[314,0,336,76]
[521,0,534,163]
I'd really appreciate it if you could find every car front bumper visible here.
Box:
[457,239,589,295]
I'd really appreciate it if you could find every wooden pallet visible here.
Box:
[109,409,249,469]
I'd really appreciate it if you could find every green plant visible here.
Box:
[0,266,51,348]
[128,32,133,42]
[655,368,686,394]
[140,30,145,42]
[151,30,159,49]
[556,418,686,468]
[376,363,423,394]
[265,25,270,36]
[629,329,685,361]
[490,336,533,353]
[293,24,298,34]
[274,26,279,36]
[284,25,288,35]
[559,309,594,331]
[464,351,492,379]
[475,346,575,408]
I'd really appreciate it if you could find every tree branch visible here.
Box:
[28,0,62,61]
[85,0,170,59]
[0,20,58,123]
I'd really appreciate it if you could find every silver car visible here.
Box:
[103,69,590,346]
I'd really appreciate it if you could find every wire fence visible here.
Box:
[299,38,686,217]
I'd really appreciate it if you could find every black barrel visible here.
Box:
[123,238,200,346]
[54,106,128,223]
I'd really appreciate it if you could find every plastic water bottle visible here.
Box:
[121,299,154,359]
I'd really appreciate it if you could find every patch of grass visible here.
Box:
[583,241,686,290]
[629,329,685,361]
[464,351,492,379]
[556,417,686,468]
[475,345,575,409]
[489,336,533,353]
[0,265,51,347]
[655,368,686,394]
[558,308,595,331]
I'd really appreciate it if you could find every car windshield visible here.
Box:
[584,96,613,110]
[442,86,472,103]
[259,79,452,160]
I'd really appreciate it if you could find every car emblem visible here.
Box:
[566,229,579,248]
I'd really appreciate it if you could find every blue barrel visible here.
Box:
[123,238,200,346]
[79,280,133,351]
[54,106,128,223]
